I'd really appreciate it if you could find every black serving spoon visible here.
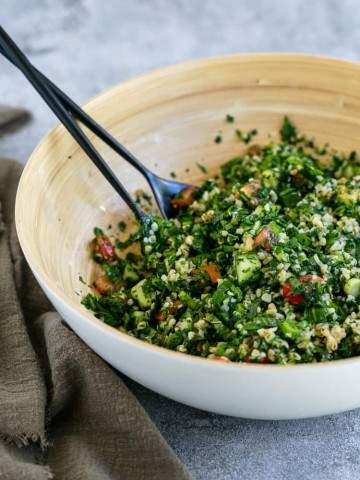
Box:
[0,26,194,222]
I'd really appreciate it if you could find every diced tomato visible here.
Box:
[247,144,262,156]
[240,180,261,206]
[241,180,260,197]
[94,275,114,295]
[196,342,204,353]
[155,311,165,322]
[155,300,183,322]
[299,274,324,285]
[290,171,307,187]
[203,263,222,284]
[171,186,196,208]
[282,283,304,305]
[192,264,221,284]
[245,356,270,364]
[259,357,270,364]
[170,300,182,313]
[282,283,292,297]
[254,226,273,252]
[191,268,206,284]
[287,294,305,305]
[212,356,230,363]
[95,235,116,261]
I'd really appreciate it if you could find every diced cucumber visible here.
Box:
[234,253,261,285]
[280,319,301,340]
[131,279,154,308]
[272,246,288,262]
[253,205,264,216]
[178,290,198,309]
[330,253,345,265]
[344,278,360,298]
[132,310,147,328]
[268,221,282,235]
[339,163,360,179]
[132,310,146,322]
[123,263,139,282]
[262,169,279,189]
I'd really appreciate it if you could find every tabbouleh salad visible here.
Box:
[82,118,360,364]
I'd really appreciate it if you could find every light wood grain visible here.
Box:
[15,53,360,310]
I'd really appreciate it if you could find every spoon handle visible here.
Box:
[0,43,151,181]
[0,26,146,222]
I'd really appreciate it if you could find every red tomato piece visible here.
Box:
[254,226,273,251]
[240,180,261,206]
[282,283,304,305]
[155,300,183,322]
[94,275,114,295]
[299,274,324,285]
[171,187,196,208]
[95,235,115,261]
[203,263,222,284]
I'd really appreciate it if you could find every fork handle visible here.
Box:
[0,43,151,181]
[0,26,146,222]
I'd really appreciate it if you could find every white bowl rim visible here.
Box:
[15,52,360,372]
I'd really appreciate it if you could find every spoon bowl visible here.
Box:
[147,173,193,218]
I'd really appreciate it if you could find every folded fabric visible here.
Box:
[0,110,190,480]
[0,105,30,132]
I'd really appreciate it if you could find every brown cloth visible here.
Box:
[0,105,31,133]
[0,111,191,480]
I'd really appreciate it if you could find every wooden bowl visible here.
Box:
[15,54,360,419]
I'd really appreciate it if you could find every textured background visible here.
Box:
[1,1,360,479]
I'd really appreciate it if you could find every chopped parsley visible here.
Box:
[118,221,127,232]
[235,128,258,144]
[280,116,298,144]
[82,117,360,365]
[196,162,208,174]
[94,227,103,237]
[214,133,222,144]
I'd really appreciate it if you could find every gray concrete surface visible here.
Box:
[1,1,360,478]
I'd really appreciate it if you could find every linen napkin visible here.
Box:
[0,105,31,133]
[0,107,191,480]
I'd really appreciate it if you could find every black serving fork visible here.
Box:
[0,26,193,223]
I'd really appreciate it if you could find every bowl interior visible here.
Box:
[16,54,360,317]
